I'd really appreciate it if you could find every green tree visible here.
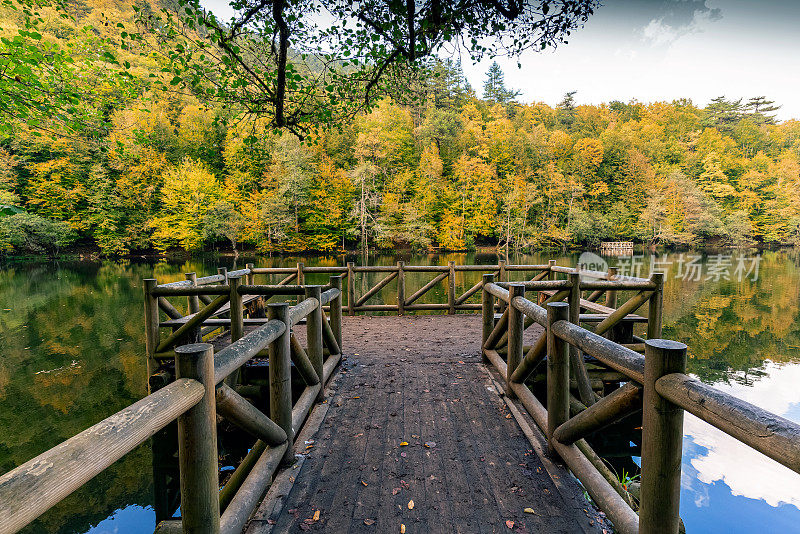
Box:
[482,61,520,105]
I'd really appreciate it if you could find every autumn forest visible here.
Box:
[2,1,800,256]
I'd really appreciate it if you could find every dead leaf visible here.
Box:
[299,523,311,531]
[392,487,401,495]
[313,510,320,521]
[400,524,406,533]
[400,441,409,446]
[506,520,515,529]
[361,480,368,486]
[524,508,536,514]
[424,441,436,448]
[364,518,375,526]
[407,500,414,510]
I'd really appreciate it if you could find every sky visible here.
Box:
[459,0,800,120]
[201,0,800,120]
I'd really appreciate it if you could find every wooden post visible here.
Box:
[185,273,200,315]
[245,263,255,285]
[305,285,325,402]
[647,272,664,340]
[185,272,201,344]
[297,262,305,286]
[547,302,570,456]
[229,276,244,343]
[397,261,405,316]
[498,259,507,312]
[268,303,294,464]
[174,343,220,534]
[218,267,228,284]
[144,279,160,391]
[542,260,557,304]
[347,262,355,316]
[506,283,525,398]
[481,273,495,363]
[227,275,244,387]
[448,261,456,314]
[569,272,595,406]
[329,275,343,349]
[639,339,687,534]
[606,266,618,309]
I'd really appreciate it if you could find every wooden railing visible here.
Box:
[481,274,800,534]
[248,260,586,315]
[0,271,344,534]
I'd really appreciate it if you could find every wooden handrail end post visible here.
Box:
[639,339,687,534]
[175,343,220,533]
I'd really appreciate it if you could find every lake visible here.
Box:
[1,250,799,533]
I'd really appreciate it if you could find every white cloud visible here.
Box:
[642,18,679,45]
[682,362,800,509]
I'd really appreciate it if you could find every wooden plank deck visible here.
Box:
[245,315,609,533]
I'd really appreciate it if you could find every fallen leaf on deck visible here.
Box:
[361,480,368,486]
[364,518,375,525]
[399,441,408,446]
[400,452,407,458]
[524,508,536,514]
[392,487,401,495]
[299,523,311,531]
[407,500,414,510]
[424,441,436,448]
[313,510,320,521]
[400,524,406,533]
[505,520,515,529]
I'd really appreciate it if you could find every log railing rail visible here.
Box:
[247,260,639,316]
[0,269,344,534]
[481,280,800,534]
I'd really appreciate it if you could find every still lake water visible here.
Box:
[1,250,799,533]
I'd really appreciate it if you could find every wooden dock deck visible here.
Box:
[245,316,607,533]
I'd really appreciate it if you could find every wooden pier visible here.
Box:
[600,242,634,253]
[0,262,799,534]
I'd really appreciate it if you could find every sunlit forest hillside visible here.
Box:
[2,0,800,256]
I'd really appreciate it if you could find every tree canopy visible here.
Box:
[125,0,598,136]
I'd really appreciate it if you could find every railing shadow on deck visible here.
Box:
[0,261,798,534]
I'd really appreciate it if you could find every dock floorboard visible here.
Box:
[245,315,608,533]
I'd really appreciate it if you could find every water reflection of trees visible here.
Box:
[0,261,157,533]
[662,250,800,384]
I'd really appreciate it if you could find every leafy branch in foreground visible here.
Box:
[128,0,598,137]
[0,0,138,137]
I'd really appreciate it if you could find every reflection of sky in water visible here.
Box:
[680,361,800,532]
[83,505,154,534]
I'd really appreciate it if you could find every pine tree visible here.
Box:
[556,91,578,130]
[703,96,744,134]
[482,62,520,104]
[745,96,781,125]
